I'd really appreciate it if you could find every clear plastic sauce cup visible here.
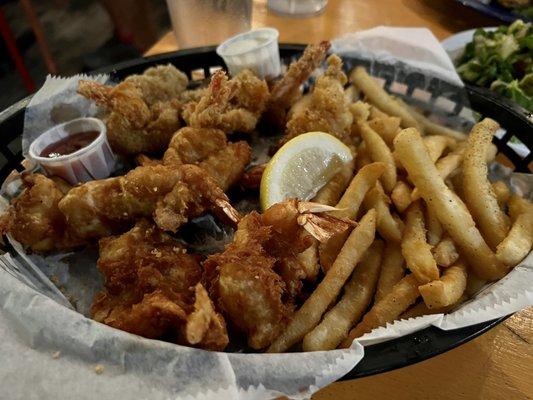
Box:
[216,28,281,78]
[28,117,116,185]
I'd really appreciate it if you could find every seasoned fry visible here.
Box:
[433,235,460,267]
[350,67,421,130]
[492,181,510,209]
[312,159,355,206]
[391,180,412,213]
[463,118,510,250]
[396,98,467,140]
[375,242,405,301]
[359,121,397,192]
[319,163,385,270]
[368,116,401,145]
[423,135,455,163]
[401,201,439,284]
[425,205,443,246]
[400,295,466,319]
[268,209,377,353]
[363,184,403,243]
[496,197,533,266]
[341,274,420,345]
[394,128,507,280]
[419,263,467,309]
[369,105,389,120]
[356,141,372,169]
[303,240,383,351]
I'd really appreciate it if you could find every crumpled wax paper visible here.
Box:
[0,27,532,400]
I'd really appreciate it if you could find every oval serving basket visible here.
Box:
[0,44,531,380]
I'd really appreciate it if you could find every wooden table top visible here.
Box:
[146,1,532,399]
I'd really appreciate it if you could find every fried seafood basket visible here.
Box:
[0,44,531,380]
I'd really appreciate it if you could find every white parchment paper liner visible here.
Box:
[0,27,531,399]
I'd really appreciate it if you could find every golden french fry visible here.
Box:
[394,128,507,280]
[319,163,385,271]
[368,116,401,145]
[363,184,403,243]
[423,135,456,163]
[400,295,466,319]
[349,101,371,121]
[356,141,372,170]
[419,263,467,309]
[303,240,384,351]
[344,85,360,103]
[359,121,397,193]
[350,67,421,130]
[268,210,377,353]
[425,204,443,246]
[391,180,412,213]
[433,235,459,267]
[496,198,533,266]
[410,146,465,201]
[341,274,420,346]
[312,158,355,206]
[508,195,533,220]
[491,181,510,209]
[369,105,389,120]
[375,242,405,301]
[401,201,439,284]
[466,271,487,296]
[463,118,510,250]
[298,238,320,280]
[395,97,467,140]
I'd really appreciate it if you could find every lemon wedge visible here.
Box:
[260,132,353,211]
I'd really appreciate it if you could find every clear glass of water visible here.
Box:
[267,0,328,17]
[166,0,253,48]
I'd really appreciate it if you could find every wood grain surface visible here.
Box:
[146,1,532,398]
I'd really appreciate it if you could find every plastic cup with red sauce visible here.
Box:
[28,117,115,185]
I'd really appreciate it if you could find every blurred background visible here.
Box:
[0,0,171,109]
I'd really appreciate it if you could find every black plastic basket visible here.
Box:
[0,44,531,380]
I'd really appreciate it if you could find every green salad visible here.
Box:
[457,20,533,111]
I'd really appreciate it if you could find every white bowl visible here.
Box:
[216,28,281,78]
[28,117,115,185]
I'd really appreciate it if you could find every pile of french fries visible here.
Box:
[267,67,533,353]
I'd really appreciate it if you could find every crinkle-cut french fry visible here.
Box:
[496,200,533,266]
[425,204,443,246]
[391,180,412,213]
[341,274,420,346]
[375,242,405,301]
[349,101,371,122]
[433,235,460,267]
[419,263,467,309]
[400,295,466,319]
[463,118,510,250]
[268,209,377,353]
[303,240,384,351]
[350,67,421,130]
[491,181,510,209]
[394,128,507,280]
[401,201,439,284]
[395,97,467,141]
[423,135,456,163]
[319,163,385,271]
[369,105,389,120]
[312,159,355,206]
[359,121,397,193]
[363,184,403,243]
[368,116,401,146]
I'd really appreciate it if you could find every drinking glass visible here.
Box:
[166,0,253,48]
[267,0,328,17]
